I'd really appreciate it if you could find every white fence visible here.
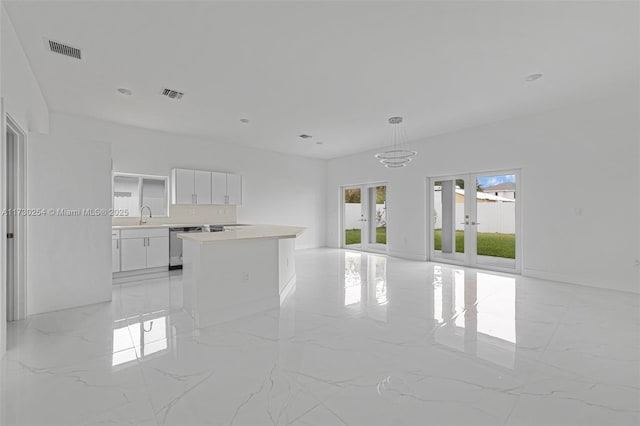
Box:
[433,202,515,234]
[345,201,514,234]
[344,204,386,229]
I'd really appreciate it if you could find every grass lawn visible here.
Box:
[345,228,513,259]
[434,229,515,259]
[345,227,386,245]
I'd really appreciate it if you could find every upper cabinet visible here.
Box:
[173,168,195,204]
[194,170,212,205]
[211,171,227,205]
[172,168,242,205]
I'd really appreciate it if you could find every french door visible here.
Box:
[342,184,387,253]
[429,170,520,273]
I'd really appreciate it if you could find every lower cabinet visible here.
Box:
[112,230,121,273]
[117,228,169,272]
[147,236,169,268]
[120,238,148,271]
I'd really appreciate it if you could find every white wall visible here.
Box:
[27,133,112,315]
[327,94,640,293]
[0,5,49,134]
[0,5,51,353]
[50,112,328,249]
[0,0,5,357]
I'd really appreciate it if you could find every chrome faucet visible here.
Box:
[140,205,152,225]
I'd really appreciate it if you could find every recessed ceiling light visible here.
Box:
[117,88,133,96]
[525,73,543,82]
[299,134,312,139]
[239,118,250,124]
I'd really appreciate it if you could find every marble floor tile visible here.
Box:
[1,248,639,425]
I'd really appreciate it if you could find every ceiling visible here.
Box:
[4,1,638,159]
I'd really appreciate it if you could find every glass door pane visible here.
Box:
[432,178,466,263]
[365,185,387,252]
[474,174,517,269]
[343,187,363,248]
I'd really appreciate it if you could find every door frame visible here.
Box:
[3,113,28,323]
[340,182,388,254]
[427,169,522,274]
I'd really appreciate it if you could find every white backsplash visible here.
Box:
[112,204,237,226]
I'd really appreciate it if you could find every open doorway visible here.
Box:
[4,115,27,324]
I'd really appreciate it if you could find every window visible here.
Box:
[113,173,168,217]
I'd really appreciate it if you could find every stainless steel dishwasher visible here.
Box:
[169,227,202,270]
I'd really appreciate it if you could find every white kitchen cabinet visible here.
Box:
[194,170,212,204]
[211,172,242,205]
[120,238,147,271]
[118,227,169,272]
[146,236,169,268]
[112,230,121,273]
[172,168,242,205]
[211,171,227,205]
[226,173,242,205]
[173,168,195,204]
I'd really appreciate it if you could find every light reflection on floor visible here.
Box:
[2,248,638,426]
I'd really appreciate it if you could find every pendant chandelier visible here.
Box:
[374,116,417,168]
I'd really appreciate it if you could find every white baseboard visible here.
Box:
[523,267,640,294]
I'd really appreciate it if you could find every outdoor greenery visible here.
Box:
[344,186,386,204]
[434,229,515,259]
[345,228,513,258]
[345,227,386,245]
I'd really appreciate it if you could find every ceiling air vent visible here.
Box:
[161,88,184,100]
[48,40,82,60]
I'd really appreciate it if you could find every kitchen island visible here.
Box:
[179,225,305,327]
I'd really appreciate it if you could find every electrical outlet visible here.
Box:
[241,272,250,282]
[635,259,640,267]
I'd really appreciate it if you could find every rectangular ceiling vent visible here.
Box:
[161,88,184,100]
[48,39,82,60]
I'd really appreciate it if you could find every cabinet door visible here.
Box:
[175,169,195,204]
[211,172,227,205]
[120,238,147,271]
[112,239,121,273]
[227,173,242,205]
[194,170,212,204]
[147,237,169,268]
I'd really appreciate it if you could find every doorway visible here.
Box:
[4,116,27,322]
[342,184,387,253]
[429,170,520,273]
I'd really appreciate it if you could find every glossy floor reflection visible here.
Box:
[1,249,639,425]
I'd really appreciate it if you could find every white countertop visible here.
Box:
[177,224,305,243]
[112,223,244,230]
